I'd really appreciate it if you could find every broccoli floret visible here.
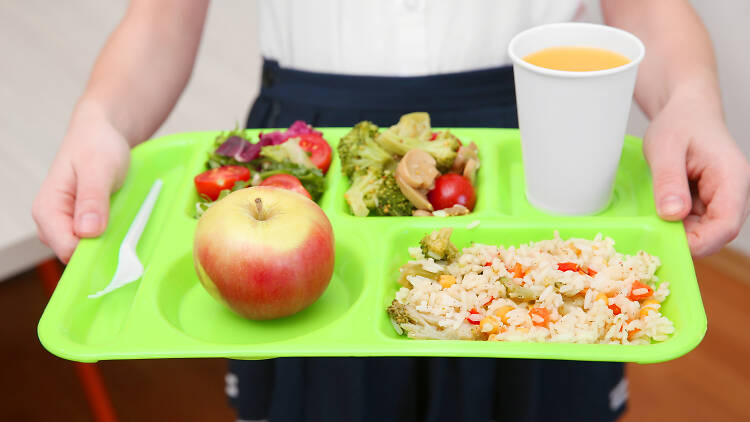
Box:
[344,169,382,217]
[420,228,459,262]
[386,112,433,141]
[338,121,394,178]
[260,138,316,169]
[345,169,415,217]
[387,300,415,326]
[372,171,415,216]
[377,129,460,173]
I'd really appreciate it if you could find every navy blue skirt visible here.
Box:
[227,60,627,422]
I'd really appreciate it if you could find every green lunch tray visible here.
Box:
[38,128,707,364]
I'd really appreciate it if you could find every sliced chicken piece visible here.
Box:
[439,204,470,216]
[451,142,480,174]
[395,173,433,211]
[396,149,440,190]
[463,159,479,184]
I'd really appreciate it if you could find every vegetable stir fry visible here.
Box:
[338,112,480,217]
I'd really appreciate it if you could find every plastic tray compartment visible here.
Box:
[38,129,706,364]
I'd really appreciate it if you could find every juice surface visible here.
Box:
[523,46,630,71]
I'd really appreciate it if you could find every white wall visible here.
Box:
[0,0,260,279]
[1,0,749,279]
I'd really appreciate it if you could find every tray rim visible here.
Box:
[37,128,707,364]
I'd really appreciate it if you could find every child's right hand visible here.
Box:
[32,106,131,263]
[28,0,209,264]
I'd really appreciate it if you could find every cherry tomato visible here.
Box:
[296,133,333,173]
[427,174,476,211]
[194,165,251,201]
[260,174,312,199]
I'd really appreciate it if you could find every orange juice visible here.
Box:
[523,46,630,71]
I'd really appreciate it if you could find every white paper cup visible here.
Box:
[508,23,645,215]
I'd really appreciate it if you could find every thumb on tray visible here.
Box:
[73,159,119,238]
[644,135,691,222]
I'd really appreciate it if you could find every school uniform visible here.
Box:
[228,2,627,421]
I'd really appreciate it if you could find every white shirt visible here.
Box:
[258,0,585,76]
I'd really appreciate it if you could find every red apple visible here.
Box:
[193,186,334,320]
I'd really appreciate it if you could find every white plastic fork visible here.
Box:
[88,179,163,298]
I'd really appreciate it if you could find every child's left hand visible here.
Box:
[643,87,750,257]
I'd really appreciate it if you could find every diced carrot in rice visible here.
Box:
[480,316,500,334]
[438,274,456,289]
[529,308,551,327]
[493,305,514,325]
[639,299,660,318]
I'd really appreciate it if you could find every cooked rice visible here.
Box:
[466,220,481,229]
[389,231,674,344]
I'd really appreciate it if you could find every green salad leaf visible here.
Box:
[259,160,325,202]
[195,180,251,218]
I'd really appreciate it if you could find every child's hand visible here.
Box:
[32,108,130,263]
[644,89,750,257]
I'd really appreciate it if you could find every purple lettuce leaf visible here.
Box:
[236,142,262,162]
[215,121,319,163]
[285,120,322,138]
[258,131,286,146]
[215,135,261,163]
[215,136,246,157]
[258,121,321,146]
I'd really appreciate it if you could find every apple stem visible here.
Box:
[255,197,264,220]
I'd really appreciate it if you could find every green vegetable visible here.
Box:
[206,129,254,169]
[371,171,414,216]
[344,169,414,217]
[371,112,459,173]
[384,112,432,141]
[396,262,443,288]
[337,121,394,179]
[377,129,460,173]
[260,138,316,169]
[387,300,415,325]
[259,160,325,202]
[420,228,459,262]
[206,155,238,169]
[195,179,250,218]
[344,169,381,217]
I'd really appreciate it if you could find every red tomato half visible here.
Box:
[427,174,476,211]
[260,174,312,199]
[297,134,333,173]
[194,165,251,201]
